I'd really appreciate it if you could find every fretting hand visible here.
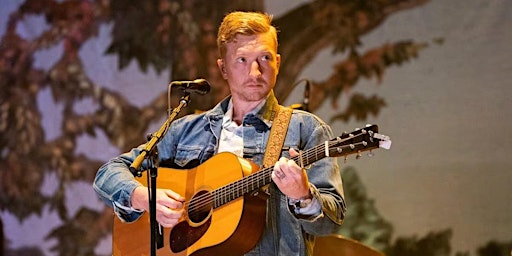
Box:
[271,148,311,200]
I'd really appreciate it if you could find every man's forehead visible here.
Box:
[227,33,277,53]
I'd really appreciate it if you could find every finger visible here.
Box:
[157,205,184,219]
[164,189,185,202]
[157,209,183,228]
[289,148,299,157]
[277,157,299,176]
[285,157,297,168]
[157,191,184,209]
[278,156,288,165]
[271,170,280,183]
[272,165,285,183]
[275,169,286,179]
[161,198,184,210]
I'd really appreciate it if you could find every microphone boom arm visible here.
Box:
[129,94,190,176]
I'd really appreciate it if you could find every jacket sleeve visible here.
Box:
[290,114,347,235]
[93,146,146,222]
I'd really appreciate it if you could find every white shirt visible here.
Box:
[216,103,244,157]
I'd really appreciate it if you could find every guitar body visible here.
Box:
[112,152,267,256]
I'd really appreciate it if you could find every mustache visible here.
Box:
[244,77,267,85]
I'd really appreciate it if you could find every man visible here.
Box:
[94,11,346,255]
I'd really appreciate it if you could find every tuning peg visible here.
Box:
[368,150,374,157]
[356,151,362,159]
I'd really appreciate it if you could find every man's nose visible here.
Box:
[249,61,262,78]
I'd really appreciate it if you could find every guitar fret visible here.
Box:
[230,182,236,201]
[213,190,219,208]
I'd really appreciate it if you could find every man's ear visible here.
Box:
[217,59,227,78]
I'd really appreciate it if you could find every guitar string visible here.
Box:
[183,131,373,214]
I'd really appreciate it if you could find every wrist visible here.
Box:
[131,186,147,211]
[290,188,313,201]
[289,190,314,212]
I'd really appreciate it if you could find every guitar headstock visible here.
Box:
[327,124,391,159]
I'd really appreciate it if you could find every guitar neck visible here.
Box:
[212,145,327,208]
[211,124,385,208]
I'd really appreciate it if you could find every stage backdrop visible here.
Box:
[1,0,511,255]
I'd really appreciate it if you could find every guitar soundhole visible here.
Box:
[188,190,213,224]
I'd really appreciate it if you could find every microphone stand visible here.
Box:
[129,93,191,256]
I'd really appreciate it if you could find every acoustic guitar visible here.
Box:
[112,124,391,256]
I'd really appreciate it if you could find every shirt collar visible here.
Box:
[222,97,268,127]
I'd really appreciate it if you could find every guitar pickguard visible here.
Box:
[170,217,211,253]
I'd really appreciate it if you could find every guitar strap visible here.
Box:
[262,105,293,168]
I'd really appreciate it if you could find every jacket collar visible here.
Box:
[205,90,280,128]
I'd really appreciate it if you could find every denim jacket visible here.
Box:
[93,91,346,256]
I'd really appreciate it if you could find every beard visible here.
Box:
[233,82,273,102]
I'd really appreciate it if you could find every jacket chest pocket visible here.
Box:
[174,145,204,168]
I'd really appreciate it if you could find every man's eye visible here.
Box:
[261,55,271,61]
[237,57,246,63]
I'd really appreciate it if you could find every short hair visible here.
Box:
[217,11,278,58]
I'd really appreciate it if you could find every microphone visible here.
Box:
[171,78,210,95]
